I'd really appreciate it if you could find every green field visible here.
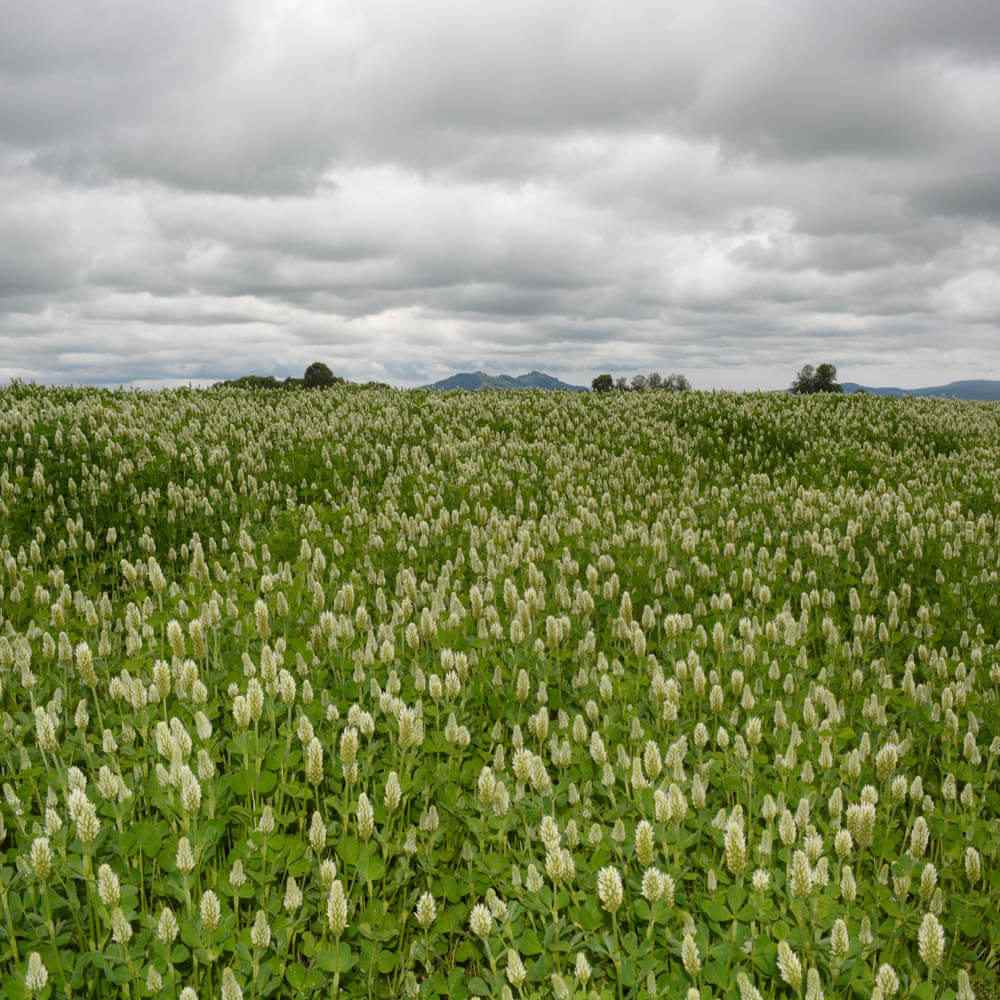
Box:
[0,384,997,999]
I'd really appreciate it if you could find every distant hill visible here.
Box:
[422,370,587,392]
[842,379,1000,401]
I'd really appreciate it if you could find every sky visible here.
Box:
[2,0,1000,390]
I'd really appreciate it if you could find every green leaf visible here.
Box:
[285,963,308,989]
[255,769,277,794]
[701,898,731,922]
[726,884,747,911]
[620,958,637,988]
[336,835,360,866]
[570,901,604,932]
[453,941,477,963]
[315,942,355,974]
[518,927,544,956]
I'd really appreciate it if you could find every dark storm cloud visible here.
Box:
[2,0,1000,390]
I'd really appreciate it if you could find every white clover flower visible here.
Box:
[635,819,655,866]
[74,796,100,845]
[357,792,375,841]
[681,932,701,977]
[918,912,944,969]
[486,890,508,921]
[327,880,349,936]
[199,890,221,932]
[596,866,623,914]
[834,828,853,859]
[146,965,163,993]
[257,805,275,835]
[250,910,271,950]
[284,876,303,913]
[96,863,120,906]
[506,949,526,988]
[724,818,747,876]
[319,858,338,890]
[385,771,402,811]
[908,815,930,858]
[111,907,133,944]
[415,892,436,929]
[305,737,323,784]
[840,864,857,903]
[830,918,849,958]
[789,850,813,898]
[220,968,243,1000]
[30,837,53,881]
[919,863,938,899]
[965,846,981,884]
[551,972,571,999]
[875,963,899,996]
[778,809,797,846]
[176,837,195,875]
[539,815,561,851]
[469,903,493,938]
[309,811,327,853]
[221,857,244,894]
[805,967,823,1000]
[956,970,976,1000]
[777,941,802,992]
[157,906,179,944]
[25,953,48,995]
[642,867,665,903]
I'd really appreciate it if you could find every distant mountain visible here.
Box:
[842,379,1000,401]
[422,370,587,392]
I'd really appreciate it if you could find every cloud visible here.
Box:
[2,0,1000,389]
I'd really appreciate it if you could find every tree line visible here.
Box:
[592,362,844,395]
[213,362,345,390]
[591,372,692,392]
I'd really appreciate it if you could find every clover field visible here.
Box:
[0,383,997,1000]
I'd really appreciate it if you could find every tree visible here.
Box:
[791,362,842,394]
[647,372,663,389]
[591,373,614,393]
[790,364,815,394]
[813,363,842,393]
[664,373,691,392]
[615,376,629,391]
[303,361,338,388]
[631,374,648,392]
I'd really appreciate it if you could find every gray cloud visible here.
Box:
[2,0,1000,390]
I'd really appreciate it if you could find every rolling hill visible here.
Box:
[842,379,1000,400]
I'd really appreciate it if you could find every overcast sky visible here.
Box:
[3,0,999,389]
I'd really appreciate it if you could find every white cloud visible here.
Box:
[3,0,1000,388]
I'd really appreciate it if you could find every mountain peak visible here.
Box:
[422,370,587,392]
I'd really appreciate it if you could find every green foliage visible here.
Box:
[213,374,305,390]
[0,384,996,998]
